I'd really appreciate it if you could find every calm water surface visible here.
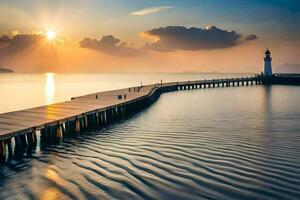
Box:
[0,74,299,200]
[0,73,248,114]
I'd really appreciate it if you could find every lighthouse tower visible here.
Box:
[264,48,273,76]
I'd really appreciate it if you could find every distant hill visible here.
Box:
[0,68,14,73]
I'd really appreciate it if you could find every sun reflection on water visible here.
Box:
[45,73,55,104]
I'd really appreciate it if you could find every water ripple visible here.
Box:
[1,86,300,199]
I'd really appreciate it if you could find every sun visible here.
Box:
[46,31,56,40]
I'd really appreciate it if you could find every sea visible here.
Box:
[0,73,299,200]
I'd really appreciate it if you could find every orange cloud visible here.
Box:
[79,35,145,57]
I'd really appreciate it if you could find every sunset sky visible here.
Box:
[0,0,299,73]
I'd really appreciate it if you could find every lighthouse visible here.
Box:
[264,48,273,76]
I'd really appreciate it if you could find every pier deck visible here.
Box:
[0,77,263,141]
[0,84,155,140]
[3,75,300,162]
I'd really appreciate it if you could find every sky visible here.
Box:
[0,0,299,73]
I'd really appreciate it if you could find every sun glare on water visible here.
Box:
[46,31,56,40]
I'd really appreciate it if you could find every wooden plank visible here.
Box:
[22,107,80,116]
[0,122,27,130]
[0,118,47,130]
[0,112,58,122]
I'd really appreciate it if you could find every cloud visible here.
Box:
[130,6,173,16]
[244,34,258,41]
[79,26,258,56]
[0,33,61,70]
[7,34,44,50]
[79,35,143,56]
[0,35,10,43]
[143,26,258,52]
[0,33,45,60]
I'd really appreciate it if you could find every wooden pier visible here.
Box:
[0,75,298,163]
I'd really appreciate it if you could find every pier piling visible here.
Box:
[0,141,6,163]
